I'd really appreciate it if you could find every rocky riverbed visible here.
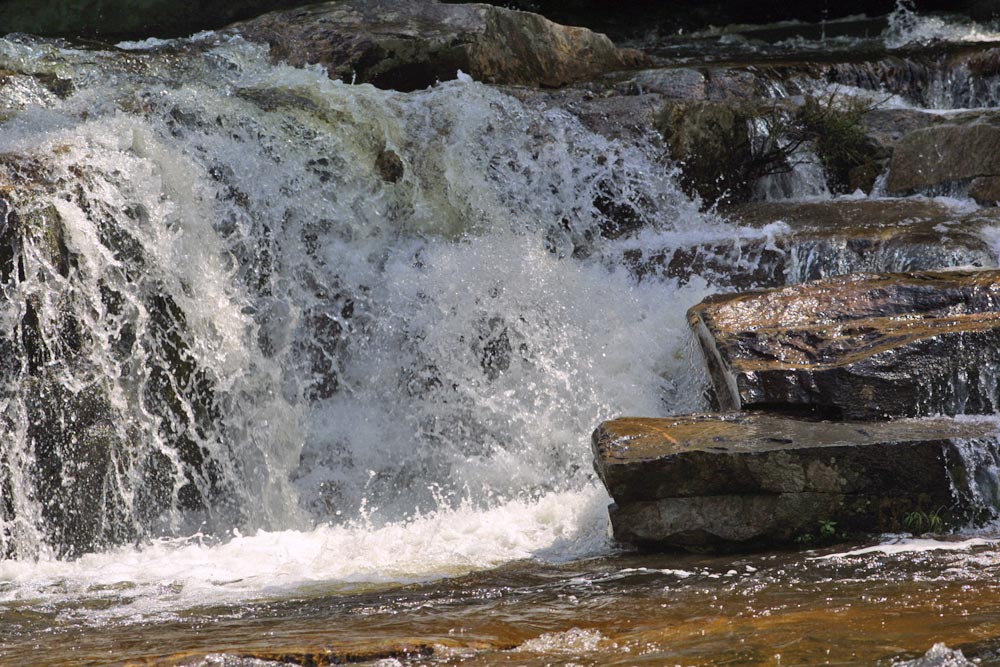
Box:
[3,1,1000,666]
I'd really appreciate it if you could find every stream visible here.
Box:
[3,2,1000,666]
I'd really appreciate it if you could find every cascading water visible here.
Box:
[8,7,1000,667]
[0,32,729,597]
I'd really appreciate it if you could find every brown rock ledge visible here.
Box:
[593,414,1000,551]
[688,268,1000,419]
[226,0,650,91]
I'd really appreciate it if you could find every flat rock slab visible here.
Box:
[593,414,1000,551]
[626,199,998,289]
[689,268,1000,419]
[225,0,649,91]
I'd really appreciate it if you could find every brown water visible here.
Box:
[5,539,1000,667]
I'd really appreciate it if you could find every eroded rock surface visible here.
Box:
[626,199,998,289]
[226,0,650,91]
[593,414,1000,551]
[689,268,1000,419]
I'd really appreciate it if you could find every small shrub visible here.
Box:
[794,93,887,194]
[818,519,838,540]
[656,92,885,207]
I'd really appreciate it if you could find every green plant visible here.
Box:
[902,508,946,534]
[795,519,841,549]
[795,533,815,547]
[656,91,886,207]
[794,92,886,194]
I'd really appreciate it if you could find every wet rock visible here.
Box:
[827,55,936,105]
[655,100,756,205]
[970,175,1000,204]
[503,84,666,144]
[0,152,231,557]
[167,641,435,666]
[375,148,404,183]
[497,84,674,245]
[592,414,1000,551]
[628,199,998,288]
[226,0,650,92]
[887,115,1000,202]
[688,268,1000,419]
[726,200,998,280]
[860,108,940,152]
[24,372,135,559]
[618,68,707,99]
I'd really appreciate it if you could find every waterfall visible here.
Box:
[0,33,723,561]
[947,429,1000,523]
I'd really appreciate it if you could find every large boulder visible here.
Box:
[688,268,1000,419]
[592,414,1000,551]
[225,0,650,92]
[886,115,1000,203]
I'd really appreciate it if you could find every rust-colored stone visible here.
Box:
[688,269,1000,419]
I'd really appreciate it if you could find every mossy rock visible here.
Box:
[655,100,755,206]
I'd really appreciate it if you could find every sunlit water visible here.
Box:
[0,31,719,614]
[3,4,1000,665]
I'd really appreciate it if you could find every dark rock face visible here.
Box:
[688,269,1000,420]
[226,0,650,92]
[0,0,315,40]
[23,372,133,558]
[593,414,1000,551]
[0,154,228,558]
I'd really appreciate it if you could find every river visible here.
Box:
[2,2,1000,665]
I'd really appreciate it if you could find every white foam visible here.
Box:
[514,628,609,654]
[884,0,1000,49]
[891,643,977,667]
[817,537,997,559]
[0,485,612,620]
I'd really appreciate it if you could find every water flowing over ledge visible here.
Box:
[5,2,1000,665]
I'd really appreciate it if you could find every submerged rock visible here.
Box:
[592,414,1000,551]
[226,0,650,92]
[689,268,1000,419]
[0,152,230,558]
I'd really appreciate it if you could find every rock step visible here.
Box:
[689,268,1000,420]
[627,200,998,289]
[592,414,1000,552]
